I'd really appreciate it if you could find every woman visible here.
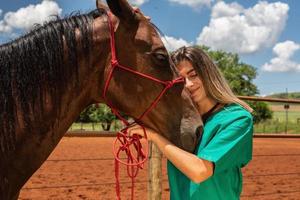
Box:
[128,46,253,200]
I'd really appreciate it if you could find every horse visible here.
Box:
[0,0,201,199]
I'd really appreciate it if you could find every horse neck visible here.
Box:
[0,11,111,198]
[13,11,109,162]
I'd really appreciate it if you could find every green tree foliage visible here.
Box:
[76,105,95,123]
[199,45,258,95]
[197,45,272,123]
[248,101,273,124]
[76,104,117,131]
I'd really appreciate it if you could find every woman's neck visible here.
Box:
[196,97,217,116]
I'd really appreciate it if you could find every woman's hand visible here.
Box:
[126,124,158,141]
[126,124,213,184]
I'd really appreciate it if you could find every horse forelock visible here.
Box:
[0,9,105,156]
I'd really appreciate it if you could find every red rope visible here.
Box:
[102,12,184,200]
[113,125,148,199]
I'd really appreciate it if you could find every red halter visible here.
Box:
[102,12,184,200]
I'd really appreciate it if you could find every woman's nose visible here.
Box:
[185,78,194,88]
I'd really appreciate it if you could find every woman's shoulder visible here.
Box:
[223,103,252,115]
[212,103,253,124]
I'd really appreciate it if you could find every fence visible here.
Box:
[69,121,125,132]
[19,135,300,199]
[238,95,300,134]
[70,96,300,135]
[20,96,300,199]
[65,96,300,199]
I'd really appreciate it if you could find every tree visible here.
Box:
[199,45,258,95]
[90,104,117,131]
[197,45,272,123]
[76,104,117,131]
[76,105,95,123]
[248,101,273,124]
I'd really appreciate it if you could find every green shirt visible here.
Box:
[168,104,253,200]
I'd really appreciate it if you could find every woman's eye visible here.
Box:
[189,74,197,79]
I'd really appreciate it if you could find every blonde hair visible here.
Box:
[171,46,253,113]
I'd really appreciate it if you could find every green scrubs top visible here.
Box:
[168,103,253,200]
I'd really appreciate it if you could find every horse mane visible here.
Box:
[0,8,104,157]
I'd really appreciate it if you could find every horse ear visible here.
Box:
[96,0,107,10]
[106,0,137,22]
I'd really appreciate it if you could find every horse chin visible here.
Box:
[179,119,201,153]
[144,90,202,153]
[179,89,203,153]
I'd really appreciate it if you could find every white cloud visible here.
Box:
[211,1,243,18]
[129,0,149,6]
[168,0,213,9]
[197,1,289,54]
[262,41,300,72]
[0,0,62,33]
[162,35,193,52]
[0,21,12,33]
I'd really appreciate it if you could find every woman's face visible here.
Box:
[176,60,208,104]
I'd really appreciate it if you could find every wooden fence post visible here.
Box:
[148,142,163,200]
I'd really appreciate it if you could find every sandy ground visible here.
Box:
[18,137,300,200]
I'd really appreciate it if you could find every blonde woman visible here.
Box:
[128,46,253,200]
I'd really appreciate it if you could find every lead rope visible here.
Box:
[113,125,148,200]
[102,11,184,200]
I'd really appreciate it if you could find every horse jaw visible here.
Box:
[179,89,203,153]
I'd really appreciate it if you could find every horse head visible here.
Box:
[0,1,201,198]
[88,0,201,152]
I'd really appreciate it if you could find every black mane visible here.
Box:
[0,9,104,156]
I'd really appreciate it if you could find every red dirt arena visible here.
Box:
[19,136,300,200]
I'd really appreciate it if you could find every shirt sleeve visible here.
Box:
[198,113,253,174]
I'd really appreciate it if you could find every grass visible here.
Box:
[254,121,300,134]
[70,110,300,134]
[254,109,300,134]
[253,102,300,134]
[271,111,300,123]
[69,120,125,132]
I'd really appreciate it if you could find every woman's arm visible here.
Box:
[127,125,214,183]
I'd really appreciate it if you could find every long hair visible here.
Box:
[171,46,253,112]
[0,9,104,156]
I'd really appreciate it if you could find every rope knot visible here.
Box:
[166,80,176,89]
[111,59,119,67]
[174,76,185,83]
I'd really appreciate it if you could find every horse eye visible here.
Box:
[154,53,167,62]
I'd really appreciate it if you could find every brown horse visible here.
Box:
[0,0,201,199]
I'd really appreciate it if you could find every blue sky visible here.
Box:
[1,0,299,96]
